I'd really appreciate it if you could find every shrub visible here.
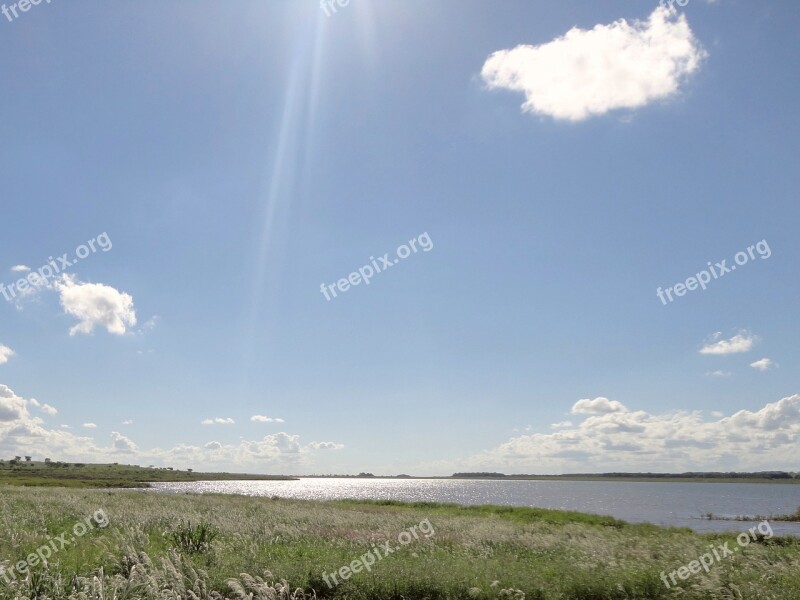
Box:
[168,521,219,554]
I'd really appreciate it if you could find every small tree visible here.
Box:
[24,456,32,462]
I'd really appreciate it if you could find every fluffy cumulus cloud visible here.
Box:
[572,397,627,415]
[29,398,58,416]
[251,415,285,423]
[56,274,137,336]
[700,332,756,355]
[10,265,30,273]
[201,417,235,425]
[111,431,137,453]
[481,6,707,121]
[0,384,27,422]
[154,432,343,470]
[750,358,776,372]
[0,385,124,462]
[0,344,14,365]
[0,383,343,471]
[461,393,800,473]
[40,404,57,416]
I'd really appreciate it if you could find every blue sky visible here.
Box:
[1,0,798,475]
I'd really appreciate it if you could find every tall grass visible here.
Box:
[1,487,799,599]
[168,521,220,554]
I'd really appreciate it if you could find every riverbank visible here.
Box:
[1,487,798,599]
[0,461,295,488]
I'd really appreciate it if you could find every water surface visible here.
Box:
[148,478,800,534]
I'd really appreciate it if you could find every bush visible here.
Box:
[168,521,219,554]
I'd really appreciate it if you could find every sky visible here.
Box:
[1,0,798,475]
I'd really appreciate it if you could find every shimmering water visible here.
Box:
[147,478,800,534]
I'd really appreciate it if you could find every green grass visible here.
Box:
[333,499,633,528]
[0,460,295,488]
[1,488,799,599]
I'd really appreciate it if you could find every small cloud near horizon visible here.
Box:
[571,397,627,415]
[251,415,285,423]
[309,441,345,450]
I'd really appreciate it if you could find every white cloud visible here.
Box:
[481,6,706,121]
[0,385,28,422]
[236,432,301,458]
[29,399,57,415]
[122,419,133,425]
[250,415,285,423]
[110,431,137,453]
[750,358,776,372]
[571,397,628,415]
[56,274,137,336]
[201,417,235,425]
[82,423,97,429]
[706,370,731,377]
[551,421,573,429]
[0,344,14,365]
[309,441,345,450]
[1,383,344,472]
[462,393,800,473]
[699,333,755,355]
[10,265,30,273]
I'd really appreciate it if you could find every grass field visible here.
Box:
[1,487,799,599]
[0,461,295,488]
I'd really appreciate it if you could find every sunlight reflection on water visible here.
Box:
[146,478,800,535]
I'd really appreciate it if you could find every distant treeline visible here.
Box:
[451,471,798,479]
[586,471,796,479]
